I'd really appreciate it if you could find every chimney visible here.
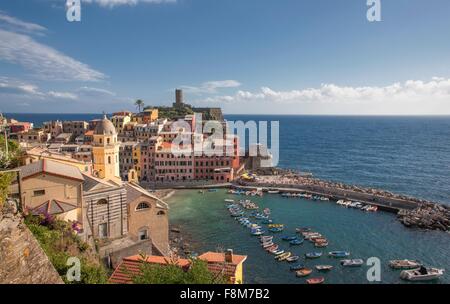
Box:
[175,89,183,105]
[225,249,233,263]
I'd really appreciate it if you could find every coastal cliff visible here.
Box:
[0,200,63,284]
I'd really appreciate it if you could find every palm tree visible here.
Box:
[134,99,145,113]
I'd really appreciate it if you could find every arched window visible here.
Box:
[108,156,111,164]
[97,199,108,205]
[136,202,150,211]
[157,210,166,216]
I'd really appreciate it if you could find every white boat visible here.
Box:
[341,259,364,267]
[267,190,280,194]
[336,200,345,205]
[400,267,445,281]
[389,259,422,270]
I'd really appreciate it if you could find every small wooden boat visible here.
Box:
[290,264,305,271]
[315,265,333,271]
[306,277,325,284]
[296,268,313,277]
[305,252,322,259]
[296,227,312,233]
[267,190,280,194]
[286,256,300,263]
[224,199,235,203]
[265,245,279,252]
[251,230,265,236]
[329,251,350,258]
[270,249,284,255]
[314,241,329,248]
[281,235,297,241]
[268,224,284,228]
[260,236,273,242]
[276,252,292,261]
[389,259,422,270]
[269,227,284,233]
[400,267,445,281]
[261,242,274,248]
[341,259,364,267]
[289,239,304,246]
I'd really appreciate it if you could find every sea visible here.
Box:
[7,113,450,283]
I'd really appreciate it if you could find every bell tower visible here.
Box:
[92,115,120,180]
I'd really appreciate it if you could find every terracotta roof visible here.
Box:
[109,252,247,284]
[108,255,190,284]
[31,199,78,215]
[20,159,84,181]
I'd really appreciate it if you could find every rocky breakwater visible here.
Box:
[397,203,450,231]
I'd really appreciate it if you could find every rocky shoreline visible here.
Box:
[397,203,450,231]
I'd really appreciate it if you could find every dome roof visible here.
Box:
[94,115,117,135]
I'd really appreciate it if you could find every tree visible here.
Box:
[134,99,145,113]
[0,135,22,169]
[0,172,15,209]
[132,252,227,284]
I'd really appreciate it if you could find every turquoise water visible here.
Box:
[168,190,450,284]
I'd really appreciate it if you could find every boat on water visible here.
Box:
[267,190,280,194]
[268,224,284,228]
[290,264,305,271]
[261,242,274,248]
[329,251,350,258]
[208,189,218,192]
[263,208,271,215]
[305,252,322,259]
[286,256,300,263]
[224,199,235,203]
[296,227,312,233]
[389,259,422,270]
[198,190,205,194]
[281,235,297,241]
[314,241,329,248]
[400,267,445,281]
[270,249,284,255]
[262,219,274,224]
[276,252,292,261]
[265,244,279,252]
[341,259,364,267]
[260,235,273,242]
[296,268,313,277]
[316,265,333,271]
[289,238,304,246]
[251,230,265,236]
[306,277,325,284]
[269,227,284,233]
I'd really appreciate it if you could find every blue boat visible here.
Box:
[328,251,350,258]
[269,227,284,233]
[281,236,297,241]
[290,264,305,271]
[208,189,218,192]
[289,238,304,246]
[305,252,323,259]
[262,219,274,224]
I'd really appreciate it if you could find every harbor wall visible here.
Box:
[233,183,420,213]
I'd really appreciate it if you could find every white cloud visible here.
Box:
[48,91,78,100]
[0,77,43,96]
[82,0,176,8]
[0,29,105,82]
[77,86,116,96]
[0,10,46,35]
[181,80,242,94]
[194,78,450,114]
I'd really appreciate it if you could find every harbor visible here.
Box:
[167,189,449,284]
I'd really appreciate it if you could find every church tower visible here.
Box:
[92,115,120,180]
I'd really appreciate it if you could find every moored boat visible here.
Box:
[306,277,325,284]
[305,252,322,259]
[400,267,445,281]
[290,264,305,271]
[329,251,350,258]
[276,252,292,261]
[315,265,333,271]
[296,268,313,277]
[389,259,422,270]
[341,259,364,267]
[289,238,304,246]
[286,256,300,263]
[281,235,297,241]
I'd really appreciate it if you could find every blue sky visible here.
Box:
[1,0,450,114]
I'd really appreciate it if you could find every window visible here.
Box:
[136,202,150,211]
[108,156,111,164]
[157,210,166,216]
[138,229,148,241]
[33,189,45,196]
[99,223,108,238]
[97,199,108,205]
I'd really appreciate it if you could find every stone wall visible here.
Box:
[0,200,63,284]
